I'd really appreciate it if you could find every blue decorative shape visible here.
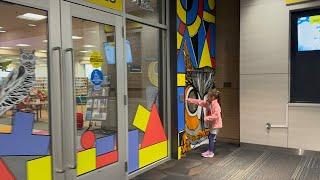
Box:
[128,130,139,173]
[186,0,199,26]
[0,112,50,156]
[204,0,211,12]
[177,17,181,31]
[184,31,198,68]
[177,49,186,73]
[90,69,104,85]
[209,24,216,58]
[198,22,207,61]
[177,87,185,132]
[181,0,187,9]
[96,135,115,156]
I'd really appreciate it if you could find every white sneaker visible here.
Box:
[203,152,214,158]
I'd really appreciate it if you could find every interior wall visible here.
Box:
[215,0,240,143]
[240,0,320,151]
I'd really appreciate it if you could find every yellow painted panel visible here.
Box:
[27,156,52,180]
[188,16,201,37]
[177,74,186,87]
[77,148,96,176]
[139,141,168,168]
[177,0,186,23]
[178,146,182,160]
[86,0,122,12]
[177,32,183,50]
[199,40,212,68]
[203,12,216,24]
[310,15,320,25]
[0,124,11,133]
[133,105,150,132]
[285,0,311,4]
[208,0,215,10]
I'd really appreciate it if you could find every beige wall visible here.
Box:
[240,0,320,151]
[216,0,240,143]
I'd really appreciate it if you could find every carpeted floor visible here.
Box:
[133,143,320,180]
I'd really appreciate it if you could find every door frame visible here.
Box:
[60,1,127,180]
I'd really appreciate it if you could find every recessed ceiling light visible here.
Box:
[83,45,95,48]
[0,47,13,49]
[80,50,89,53]
[42,40,48,43]
[28,24,37,27]
[72,36,83,40]
[0,30,6,33]
[16,44,30,47]
[17,13,47,21]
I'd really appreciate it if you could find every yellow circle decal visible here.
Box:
[90,51,104,68]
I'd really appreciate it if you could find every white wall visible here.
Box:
[240,0,320,151]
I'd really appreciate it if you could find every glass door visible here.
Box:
[60,1,126,180]
[0,0,64,180]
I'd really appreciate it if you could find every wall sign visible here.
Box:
[86,0,122,12]
[90,69,104,86]
[90,51,104,68]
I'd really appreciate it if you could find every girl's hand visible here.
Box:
[204,116,212,122]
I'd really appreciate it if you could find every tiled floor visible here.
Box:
[133,143,320,180]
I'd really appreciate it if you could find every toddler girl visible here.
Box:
[186,89,222,158]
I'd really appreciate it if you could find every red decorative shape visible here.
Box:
[0,158,15,180]
[96,151,118,169]
[211,57,216,69]
[198,0,204,18]
[80,131,96,149]
[178,23,186,35]
[140,104,167,149]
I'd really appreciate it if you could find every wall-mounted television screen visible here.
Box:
[298,15,320,51]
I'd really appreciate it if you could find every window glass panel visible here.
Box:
[0,2,50,179]
[126,20,167,173]
[72,18,119,175]
[126,0,164,24]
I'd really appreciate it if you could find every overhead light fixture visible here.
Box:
[0,47,13,49]
[16,44,30,47]
[42,40,48,43]
[80,50,89,53]
[83,45,95,48]
[17,13,47,21]
[0,30,6,33]
[4,58,12,61]
[72,36,83,40]
[28,24,37,27]
[0,26,3,29]
[39,50,47,53]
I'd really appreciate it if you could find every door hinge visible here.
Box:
[122,27,125,38]
[125,161,128,172]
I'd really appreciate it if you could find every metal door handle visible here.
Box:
[52,46,65,173]
[65,47,77,169]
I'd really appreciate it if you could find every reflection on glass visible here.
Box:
[126,0,164,24]
[0,2,49,179]
[72,18,118,175]
[126,20,168,173]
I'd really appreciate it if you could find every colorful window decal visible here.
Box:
[129,104,168,173]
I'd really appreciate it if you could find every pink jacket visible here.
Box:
[186,98,222,129]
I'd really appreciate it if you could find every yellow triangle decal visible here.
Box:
[199,40,212,68]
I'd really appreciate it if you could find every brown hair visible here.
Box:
[207,89,221,106]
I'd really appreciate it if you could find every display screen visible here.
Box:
[298,15,320,51]
[104,40,133,64]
